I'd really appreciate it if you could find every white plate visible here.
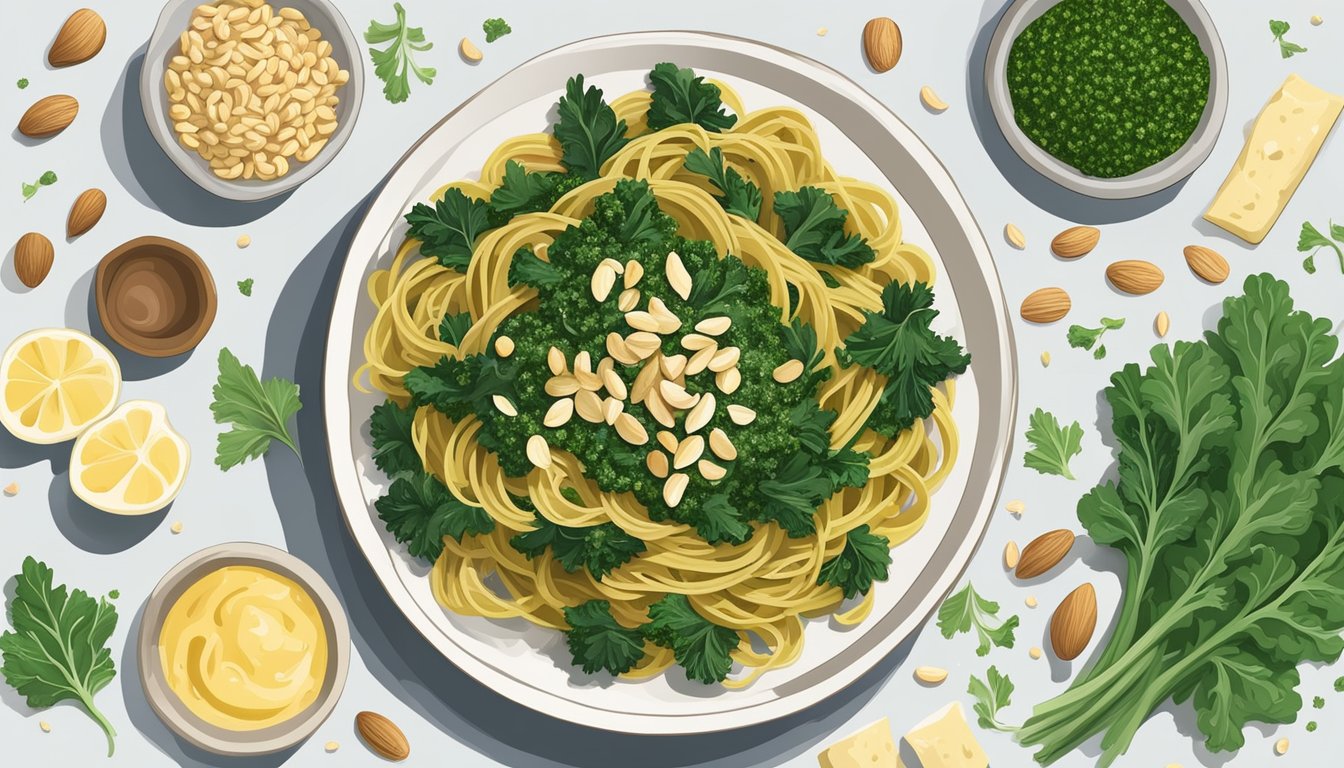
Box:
[323,32,1017,734]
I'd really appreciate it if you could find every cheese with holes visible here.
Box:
[904,702,988,768]
[1204,74,1343,244]
[818,717,900,768]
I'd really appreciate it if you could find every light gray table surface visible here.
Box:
[3,1,1342,766]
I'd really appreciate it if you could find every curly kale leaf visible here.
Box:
[369,399,421,476]
[774,187,876,268]
[376,470,494,562]
[645,594,739,684]
[403,354,515,421]
[405,188,493,270]
[510,515,646,580]
[563,600,646,675]
[683,147,761,220]
[646,62,737,133]
[817,524,892,599]
[554,75,629,178]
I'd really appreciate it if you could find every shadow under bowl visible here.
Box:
[96,236,218,357]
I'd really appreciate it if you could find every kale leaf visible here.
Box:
[563,600,646,675]
[645,594,739,684]
[405,187,493,270]
[510,515,646,580]
[508,247,563,289]
[375,470,494,562]
[817,524,892,599]
[646,62,737,133]
[554,75,629,179]
[404,354,515,421]
[774,187,876,268]
[683,147,762,220]
[369,399,421,477]
[437,312,473,346]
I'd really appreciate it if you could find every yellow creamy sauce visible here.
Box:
[159,564,327,730]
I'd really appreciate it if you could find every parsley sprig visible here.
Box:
[1269,19,1307,58]
[684,147,762,220]
[774,187,876,268]
[365,3,436,104]
[210,348,302,469]
[937,582,1019,656]
[1067,316,1125,359]
[647,62,738,133]
[1298,219,1344,274]
[1023,407,1083,479]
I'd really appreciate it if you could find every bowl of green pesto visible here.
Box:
[985,0,1227,199]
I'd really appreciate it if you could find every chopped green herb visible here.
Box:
[1,558,118,755]
[647,62,737,133]
[16,77,28,89]
[562,600,645,676]
[20,170,57,202]
[482,17,511,43]
[1314,695,1326,709]
[969,666,1019,733]
[210,347,302,469]
[365,3,435,104]
[1308,720,1319,732]
[1067,317,1125,359]
[236,278,253,296]
[645,593,739,684]
[1297,220,1344,274]
[1337,676,1344,692]
[1270,20,1308,58]
[1023,407,1082,479]
[937,582,1019,656]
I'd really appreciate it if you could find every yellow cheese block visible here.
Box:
[904,702,988,768]
[818,717,901,768]
[1204,74,1343,244]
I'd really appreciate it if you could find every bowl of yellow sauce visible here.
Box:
[139,543,350,755]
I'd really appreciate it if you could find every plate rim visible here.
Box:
[321,30,1018,735]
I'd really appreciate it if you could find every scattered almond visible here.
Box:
[659,353,687,379]
[656,430,679,454]
[682,332,716,349]
[709,346,741,373]
[663,472,689,507]
[544,375,580,397]
[773,359,804,383]
[48,9,106,67]
[547,346,567,376]
[170,520,183,534]
[18,94,78,137]
[1050,225,1100,258]
[1040,351,1051,367]
[575,390,604,423]
[1025,595,1038,608]
[646,450,669,478]
[325,741,340,753]
[659,379,698,409]
[1029,646,1043,660]
[617,288,640,312]
[1155,311,1170,338]
[816,26,829,36]
[685,394,715,433]
[624,260,643,288]
[601,367,627,400]
[686,344,716,375]
[1020,287,1071,323]
[1106,260,1164,295]
[1312,15,1324,26]
[3,483,18,496]
[236,234,251,248]
[698,459,725,480]
[913,666,948,685]
[592,262,617,302]
[919,85,948,112]
[526,435,552,469]
[543,398,573,427]
[695,316,731,336]
[1004,223,1026,249]
[14,233,55,288]
[1003,540,1020,570]
[602,397,623,425]
[1015,529,1075,579]
[494,336,515,357]
[862,17,903,73]
[1005,499,1025,516]
[1275,738,1289,756]
[716,367,742,394]
[356,711,410,762]
[1183,245,1229,284]
[459,37,483,63]
[665,251,692,300]
[39,720,51,733]
[66,188,107,238]
[1050,583,1098,661]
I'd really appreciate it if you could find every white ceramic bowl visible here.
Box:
[138,542,350,755]
[985,0,1228,199]
[139,0,364,201]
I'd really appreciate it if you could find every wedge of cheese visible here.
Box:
[903,702,988,768]
[818,717,901,768]
[1204,74,1343,244]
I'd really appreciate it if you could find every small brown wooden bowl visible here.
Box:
[96,236,217,357]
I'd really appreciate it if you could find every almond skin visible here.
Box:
[1020,287,1071,323]
[1183,245,1229,284]
[49,9,106,67]
[355,711,409,761]
[1015,529,1076,579]
[18,95,79,137]
[1106,260,1164,295]
[863,18,903,73]
[1051,226,1101,258]
[14,233,55,288]
[67,189,107,238]
[1051,583,1098,661]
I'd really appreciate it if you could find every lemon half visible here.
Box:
[0,328,122,444]
[70,400,189,515]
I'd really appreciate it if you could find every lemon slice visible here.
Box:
[70,400,189,515]
[0,328,122,444]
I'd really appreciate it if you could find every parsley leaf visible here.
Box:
[645,594,739,684]
[968,666,1019,732]
[365,3,435,103]
[1,557,118,755]
[369,399,420,477]
[563,600,646,676]
[20,170,56,202]
[1067,316,1125,359]
[404,354,515,422]
[757,453,827,537]
[437,311,473,346]
[937,582,1019,656]
[1298,220,1343,274]
[17,77,28,89]
[686,494,752,545]
[1270,19,1307,58]
[646,63,737,133]
[490,160,563,218]
[508,247,563,289]
[817,524,892,599]
[510,515,646,580]
[1023,407,1083,479]
[683,147,762,220]
[405,188,493,271]
[774,187,876,268]
[482,17,511,43]
[375,470,494,562]
[843,281,970,437]
[210,347,301,470]
[554,75,629,179]
[236,278,254,296]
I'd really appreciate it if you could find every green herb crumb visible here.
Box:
[1270,20,1308,58]
[1297,219,1344,274]
[483,18,511,43]
[20,170,57,202]
[16,77,28,89]
[1337,676,1344,692]
[1067,317,1125,359]
[1308,721,1319,732]
[237,278,254,296]
[1314,695,1326,709]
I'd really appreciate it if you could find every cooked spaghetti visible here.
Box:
[357,64,969,686]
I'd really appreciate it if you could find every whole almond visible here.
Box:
[1183,245,1229,284]
[1015,529,1075,579]
[863,18,903,73]
[355,711,409,761]
[1050,583,1098,661]
[1020,287,1071,323]
[14,233,54,288]
[19,95,79,137]
[49,9,106,67]
[1050,226,1100,259]
[67,188,107,238]
[1106,260,1164,295]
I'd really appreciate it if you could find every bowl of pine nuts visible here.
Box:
[141,0,363,201]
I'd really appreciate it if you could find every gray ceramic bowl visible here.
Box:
[140,0,364,201]
[985,0,1228,199]
[138,542,350,755]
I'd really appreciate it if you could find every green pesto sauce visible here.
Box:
[1006,0,1210,178]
